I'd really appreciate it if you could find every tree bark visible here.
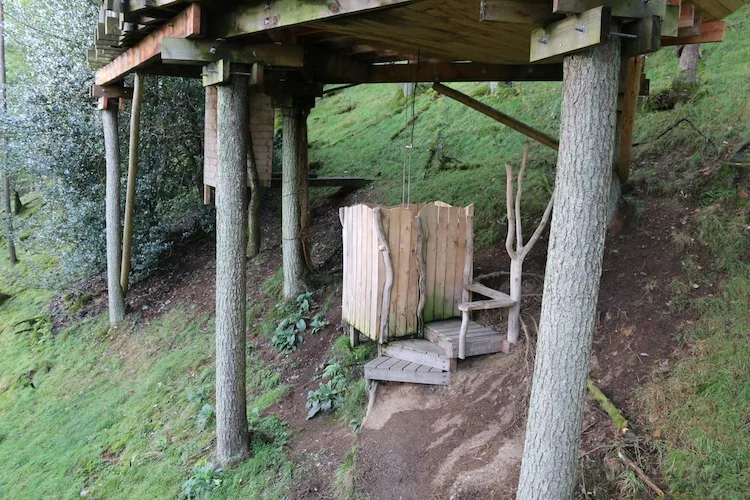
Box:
[246,125,262,259]
[517,39,621,500]
[403,82,416,97]
[299,108,313,271]
[121,73,144,294]
[12,189,22,215]
[489,81,500,94]
[0,0,16,266]
[102,106,126,325]
[281,104,306,301]
[676,44,700,84]
[215,76,250,467]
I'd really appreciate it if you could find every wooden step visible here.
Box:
[382,339,452,371]
[425,319,507,358]
[365,356,450,386]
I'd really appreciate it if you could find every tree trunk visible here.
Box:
[12,189,22,215]
[403,82,416,97]
[676,44,700,84]
[247,126,262,259]
[517,39,621,500]
[281,104,306,301]
[101,106,126,324]
[489,81,500,94]
[215,77,250,467]
[299,108,313,271]
[121,73,144,294]
[0,0,16,266]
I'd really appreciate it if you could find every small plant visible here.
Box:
[179,463,222,500]
[196,404,214,432]
[270,292,327,353]
[306,380,341,419]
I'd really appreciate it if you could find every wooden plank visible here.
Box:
[396,208,411,336]
[422,205,438,323]
[459,299,515,312]
[677,11,702,37]
[365,356,450,385]
[618,55,644,182]
[442,208,458,320]
[530,6,611,62]
[433,83,559,151]
[387,208,401,337]
[161,38,305,67]
[661,21,725,45]
[452,209,467,317]
[213,0,419,38]
[203,86,217,189]
[553,0,667,18]
[480,0,558,25]
[464,282,514,301]
[434,205,449,320]
[383,341,450,371]
[95,4,201,85]
[367,62,563,84]
[408,206,420,335]
[341,209,350,326]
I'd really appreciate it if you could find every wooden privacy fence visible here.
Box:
[340,202,474,343]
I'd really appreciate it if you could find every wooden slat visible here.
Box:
[423,204,438,322]
[453,208,467,317]
[203,86,217,189]
[442,208,458,319]
[95,4,201,85]
[480,0,558,25]
[618,55,644,182]
[553,0,667,18]
[434,205,449,319]
[463,282,513,301]
[365,356,450,385]
[679,2,696,28]
[458,298,515,312]
[397,208,411,335]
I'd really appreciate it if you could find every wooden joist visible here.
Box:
[480,0,560,25]
[621,15,662,58]
[161,38,305,68]
[661,4,681,36]
[95,4,202,85]
[661,20,725,45]
[529,6,611,62]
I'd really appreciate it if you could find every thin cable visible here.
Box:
[407,49,420,206]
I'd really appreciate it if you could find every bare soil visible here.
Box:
[63,188,710,498]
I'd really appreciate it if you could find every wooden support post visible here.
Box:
[101,102,126,325]
[281,100,306,301]
[433,83,559,151]
[299,106,313,271]
[120,73,144,294]
[373,207,393,344]
[215,74,250,467]
[618,56,644,182]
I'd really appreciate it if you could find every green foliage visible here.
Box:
[179,463,222,500]
[196,404,214,433]
[270,292,328,353]
[307,379,343,420]
[644,80,701,112]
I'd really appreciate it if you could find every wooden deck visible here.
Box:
[425,319,507,359]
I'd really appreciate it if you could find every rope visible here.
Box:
[400,49,420,206]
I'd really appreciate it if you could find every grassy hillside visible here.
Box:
[0,6,748,498]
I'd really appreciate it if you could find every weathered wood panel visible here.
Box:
[204,91,274,192]
[341,202,473,342]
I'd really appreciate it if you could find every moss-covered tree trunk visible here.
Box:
[676,44,700,84]
[517,39,621,499]
[215,76,250,467]
[247,128,262,259]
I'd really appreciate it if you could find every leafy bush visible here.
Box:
[179,463,222,500]
[196,404,214,433]
[306,380,342,419]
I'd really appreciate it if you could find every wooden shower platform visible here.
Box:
[364,319,506,386]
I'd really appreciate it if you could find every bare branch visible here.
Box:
[515,143,529,252]
[521,193,554,260]
[505,163,517,260]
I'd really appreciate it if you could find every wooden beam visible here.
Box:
[480,0,558,25]
[661,21,725,45]
[661,4,680,36]
[621,15,662,57]
[90,84,134,99]
[530,6,611,63]
[95,4,202,85]
[368,62,563,83]
[553,0,667,18]
[618,56,644,182]
[679,2,696,28]
[677,11,702,37]
[212,0,418,38]
[161,37,305,67]
[432,83,559,151]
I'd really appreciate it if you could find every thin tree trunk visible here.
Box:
[121,73,144,294]
[215,76,250,467]
[299,108,313,271]
[281,104,306,301]
[247,125,262,259]
[489,81,500,94]
[517,39,621,500]
[403,82,416,97]
[12,189,22,215]
[676,44,700,84]
[0,0,16,266]
[102,106,126,324]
